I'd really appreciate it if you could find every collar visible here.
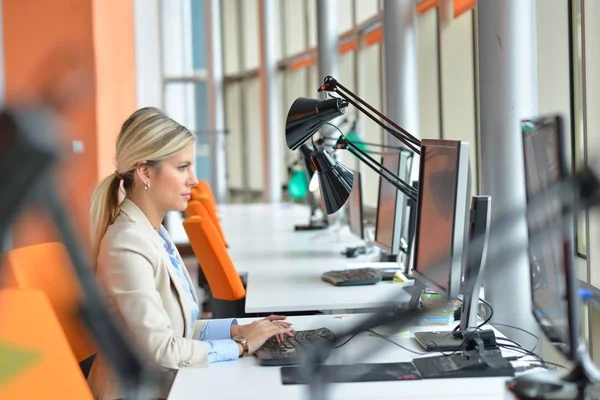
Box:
[119,198,165,251]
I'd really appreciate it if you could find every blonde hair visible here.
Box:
[90,107,195,262]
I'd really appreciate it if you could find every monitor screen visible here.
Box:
[374,152,403,253]
[347,171,364,239]
[522,115,575,358]
[411,140,470,299]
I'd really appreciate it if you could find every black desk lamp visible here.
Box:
[292,144,330,230]
[285,94,418,214]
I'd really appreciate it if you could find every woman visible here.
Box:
[87,107,292,399]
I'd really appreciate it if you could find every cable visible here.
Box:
[492,322,540,352]
[365,329,429,356]
[524,361,568,370]
[333,332,361,349]
[477,298,493,328]
[497,343,546,366]
[496,337,525,348]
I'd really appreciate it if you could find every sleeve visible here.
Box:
[97,227,209,370]
[201,340,240,363]
[198,319,237,341]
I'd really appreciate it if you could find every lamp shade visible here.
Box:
[285,97,348,150]
[312,149,354,214]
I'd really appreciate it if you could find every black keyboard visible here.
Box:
[321,268,382,286]
[412,351,514,379]
[254,328,336,366]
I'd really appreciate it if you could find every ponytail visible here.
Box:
[90,173,123,266]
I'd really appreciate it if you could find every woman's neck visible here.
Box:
[127,191,165,231]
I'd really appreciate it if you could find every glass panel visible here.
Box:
[339,0,354,33]
[191,0,207,70]
[224,82,244,188]
[222,0,241,75]
[307,0,317,48]
[439,11,477,195]
[244,78,264,191]
[417,9,441,141]
[164,82,196,130]
[162,0,193,76]
[241,0,260,70]
[572,1,588,259]
[308,63,319,94]
[355,0,379,25]
[585,0,600,287]
[284,0,308,55]
[358,43,383,209]
[194,82,211,181]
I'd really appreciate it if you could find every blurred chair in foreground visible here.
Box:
[1,242,96,377]
[0,289,93,399]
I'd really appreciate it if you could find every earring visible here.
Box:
[145,182,150,192]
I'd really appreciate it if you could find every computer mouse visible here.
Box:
[506,372,569,400]
[342,247,360,258]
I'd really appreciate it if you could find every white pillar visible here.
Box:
[382,0,419,147]
[258,0,282,202]
[205,0,228,203]
[477,0,540,347]
[383,0,420,241]
[316,0,339,91]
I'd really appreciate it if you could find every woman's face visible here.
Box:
[148,143,198,212]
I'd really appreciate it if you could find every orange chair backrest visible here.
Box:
[191,180,217,206]
[183,216,244,301]
[196,180,217,204]
[0,242,96,363]
[0,289,93,399]
[185,199,228,247]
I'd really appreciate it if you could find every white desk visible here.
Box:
[168,314,526,400]
[169,203,409,313]
[245,268,412,313]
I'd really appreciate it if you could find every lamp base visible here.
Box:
[294,221,329,231]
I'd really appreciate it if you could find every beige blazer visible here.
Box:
[88,198,209,400]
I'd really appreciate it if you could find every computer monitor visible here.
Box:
[347,171,364,239]
[410,139,471,300]
[522,114,580,361]
[374,151,413,255]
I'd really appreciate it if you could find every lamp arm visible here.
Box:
[319,136,408,151]
[345,140,417,202]
[319,76,421,152]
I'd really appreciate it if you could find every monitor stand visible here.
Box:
[412,196,492,352]
[379,252,397,262]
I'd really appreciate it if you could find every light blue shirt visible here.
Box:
[158,226,240,363]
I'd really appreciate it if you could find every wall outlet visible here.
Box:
[72,140,84,154]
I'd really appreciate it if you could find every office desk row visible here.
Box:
[168,203,412,313]
[168,314,527,400]
[166,203,539,399]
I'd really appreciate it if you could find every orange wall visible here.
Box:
[93,0,137,177]
[3,0,136,249]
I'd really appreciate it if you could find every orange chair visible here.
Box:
[195,192,218,216]
[196,180,217,205]
[183,216,245,318]
[1,242,96,375]
[0,289,93,399]
[185,199,228,247]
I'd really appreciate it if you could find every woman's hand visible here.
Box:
[232,315,294,354]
